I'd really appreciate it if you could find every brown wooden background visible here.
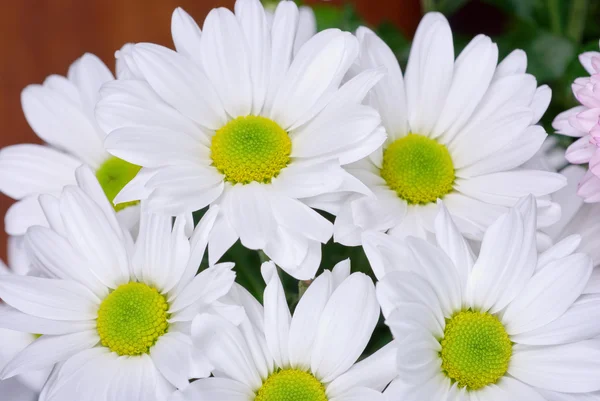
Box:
[0,0,420,261]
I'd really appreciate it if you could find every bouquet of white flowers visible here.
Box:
[0,1,599,400]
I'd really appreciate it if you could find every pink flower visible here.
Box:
[553,42,600,202]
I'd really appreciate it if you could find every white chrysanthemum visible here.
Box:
[0,53,143,237]
[0,167,239,401]
[96,0,385,280]
[363,196,600,399]
[333,13,566,246]
[0,237,50,400]
[170,260,397,401]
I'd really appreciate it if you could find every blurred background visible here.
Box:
[0,0,597,261]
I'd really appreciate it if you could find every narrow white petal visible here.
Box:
[0,275,99,321]
[1,330,98,379]
[235,0,270,115]
[467,196,537,312]
[199,7,252,118]
[131,43,227,130]
[288,270,333,370]
[503,252,593,335]
[192,314,263,390]
[151,332,193,389]
[355,26,408,137]
[171,8,202,65]
[0,144,79,199]
[311,273,379,383]
[261,261,291,368]
[509,340,600,393]
[404,13,454,136]
[169,377,254,401]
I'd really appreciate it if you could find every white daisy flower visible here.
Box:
[96,0,385,280]
[0,166,239,400]
[170,260,397,401]
[0,52,142,238]
[364,196,600,399]
[333,13,566,246]
[0,237,50,400]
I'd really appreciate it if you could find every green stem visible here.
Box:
[566,0,588,43]
[547,0,562,35]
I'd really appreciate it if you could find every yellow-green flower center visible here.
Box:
[440,310,513,391]
[210,116,291,184]
[255,369,328,401]
[380,134,455,205]
[95,156,142,211]
[96,282,169,356]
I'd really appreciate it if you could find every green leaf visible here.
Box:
[482,0,540,21]
[312,3,364,32]
[496,22,576,82]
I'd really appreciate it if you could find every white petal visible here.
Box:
[261,261,291,368]
[355,26,408,137]
[271,160,345,199]
[467,196,537,312]
[434,201,474,289]
[327,341,397,395]
[145,167,225,215]
[235,0,270,115]
[151,332,193,389]
[1,330,98,379]
[288,270,333,370]
[376,271,444,324]
[199,7,252,118]
[433,35,498,142]
[60,186,130,288]
[170,264,236,319]
[503,252,593,335]
[67,53,114,118]
[509,340,600,393]
[493,49,527,79]
[405,237,463,317]
[0,275,99,320]
[208,211,238,266]
[25,226,107,297]
[173,206,219,295]
[404,13,454,136]
[0,144,79,199]
[530,85,551,124]
[270,29,358,130]
[104,126,206,168]
[21,85,106,168]
[262,0,299,114]
[511,294,600,345]
[271,195,333,243]
[171,8,202,65]
[223,183,275,250]
[5,195,48,236]
[0,304,94,335]
[294,6,316,55]
[361,231,411,280]
[132,43,227,130]
[459,125,547,177]
[311,273,379,383]
[169,377,254,401]
[481,376,546,401]
[133,213,189,292]
[455,171,566,206]
[329,387,387,401]
[192,314,263,390]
